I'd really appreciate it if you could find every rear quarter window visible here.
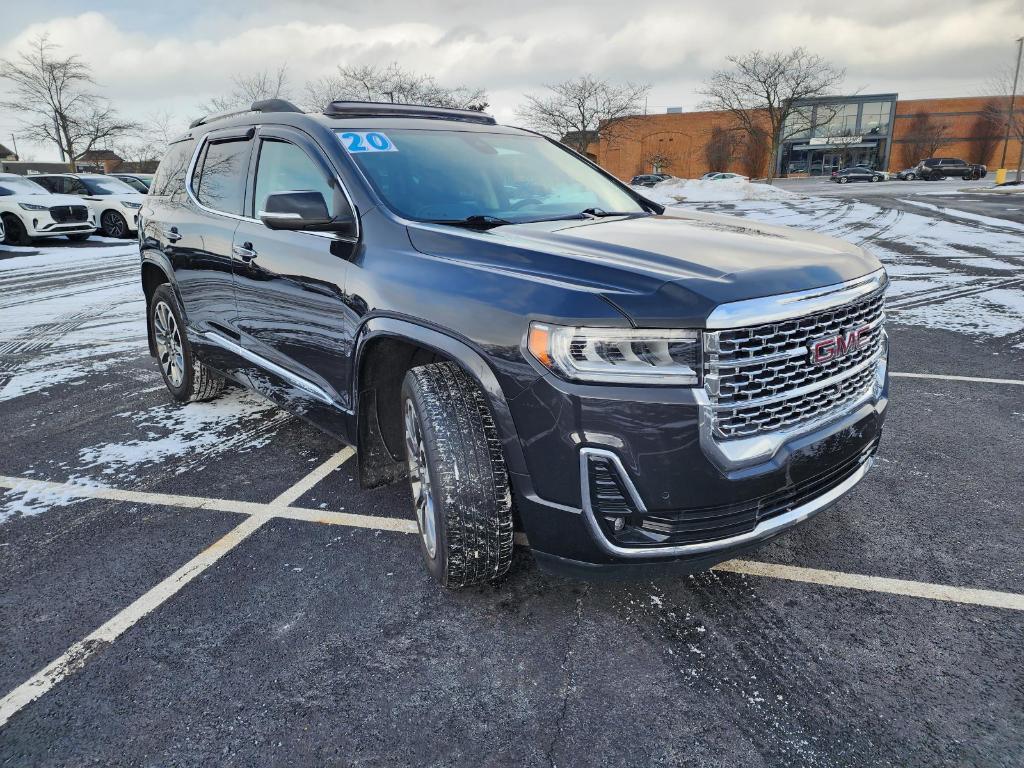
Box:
[150,139,197,198]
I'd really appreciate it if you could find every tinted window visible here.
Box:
[253,140,334,216]
[151,140,196,197]
[33,177,63,193]
[193,138,252,215]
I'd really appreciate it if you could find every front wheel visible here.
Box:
[149,285,225,403]
[838,176,849,184]
[906,173,916,181]
[401,362,513,588]
[870,175,879,182]
[101,210,128,238]
[1,214,30,246]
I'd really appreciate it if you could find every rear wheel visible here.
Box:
[838,176,849,184]
[101,210,128,238]
[149,285,225,403]
[401,362,513,588]
[1,214,30,246]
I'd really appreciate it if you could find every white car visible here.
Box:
[0,173,97,245]
[705,172,749,181]
[30,173,144,238]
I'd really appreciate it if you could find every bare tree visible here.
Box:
[115,110,183,166]
[698,48,845,183]
[703,125,737,172]
[202,65,292,114]
[0,34,137,170]
[983,67,1024,176]
[897,114,951,167]
[516,75,650,154]
[304,63,487,111]
[967,101,1005,165]
[739,128,771,179]
[642,152,673,175]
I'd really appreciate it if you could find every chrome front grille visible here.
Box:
[705,284,886,442]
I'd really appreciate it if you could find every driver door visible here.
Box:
[231,125,359,422]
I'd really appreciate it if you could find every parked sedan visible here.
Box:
[705,172,749,181]
[0,173,96,245]
[30,174,144,237]
[112,173,154,193]
[630,174,671,187]
[831,166,885,184]
[897,168,919,180]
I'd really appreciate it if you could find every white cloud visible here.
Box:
[0,1,1019,160]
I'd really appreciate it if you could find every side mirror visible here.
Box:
[259,190,356,235]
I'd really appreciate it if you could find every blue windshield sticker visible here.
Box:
[339,131,397,153]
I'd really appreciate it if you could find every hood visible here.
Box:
[96,193,144,205]
[406,209,881,326]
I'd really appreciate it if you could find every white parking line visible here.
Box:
[0,447,357,728]
[890,371,1024,386]
[715,560,1024,612]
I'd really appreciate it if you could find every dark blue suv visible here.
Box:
[141,100,889,588]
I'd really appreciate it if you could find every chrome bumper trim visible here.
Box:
[705,268,888,329]
[579,446,874,560]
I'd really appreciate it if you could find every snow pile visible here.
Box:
[633,177,798,204]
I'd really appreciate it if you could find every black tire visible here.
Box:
[870,175,879,182]
[401,361,513,588]
[838,176,849,184]
[101,210,129,238]
[1,213,31,246]
[66,233,91,242]
[149,284,225,403]
[935,174,945,181]
[963,173,973,181]
[906,173,916,181]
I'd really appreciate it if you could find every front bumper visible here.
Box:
[23,211,97,238]
[507,344,888,575]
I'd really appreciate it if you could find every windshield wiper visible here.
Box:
[427,214,513,230]
[579,208,641,218]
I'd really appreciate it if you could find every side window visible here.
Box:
[253,139,335,216]
[192,138,252,215]
[68,179,88,195]
[151,139,196,198]
[35,177,61,193]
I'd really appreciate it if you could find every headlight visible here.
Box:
[18,202,48,211]
[527,322,701,385]
[120,201,142,209]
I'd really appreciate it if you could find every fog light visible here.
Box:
[611,517,625,532]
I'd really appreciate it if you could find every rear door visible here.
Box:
[230,124,358,420]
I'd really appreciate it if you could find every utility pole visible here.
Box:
[9,134,18,160]
[998,36,1023,177]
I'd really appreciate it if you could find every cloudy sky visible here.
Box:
[1,0,1021,160]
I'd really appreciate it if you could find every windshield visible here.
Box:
[82,177,138,195]
[336,129,645,224]
[0,177,49,196]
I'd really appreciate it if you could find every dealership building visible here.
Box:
[587,94,1021,180]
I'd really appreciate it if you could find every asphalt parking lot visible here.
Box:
[1,188,1023,767]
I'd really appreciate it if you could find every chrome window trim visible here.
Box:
[579,446,874,559]
[203,331,351,412]
[185,131,360,243]
[705,268,888,330]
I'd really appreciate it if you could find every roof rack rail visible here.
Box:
[322,101,496,125]
[189,99,304,129]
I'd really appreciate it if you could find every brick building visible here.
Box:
[588,95,1022,180]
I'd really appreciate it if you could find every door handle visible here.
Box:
[166,226,182,243]
[232,242,258,262]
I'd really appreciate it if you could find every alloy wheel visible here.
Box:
[152,300,185,388]
[404,399,438,559]
[102,211,126,238]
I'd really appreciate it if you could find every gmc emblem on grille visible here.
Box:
[810,326,870,365]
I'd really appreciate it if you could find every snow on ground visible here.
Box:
[676,196,1024,344]
[633,177,798,204]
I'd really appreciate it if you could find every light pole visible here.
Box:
[998,36,1023,180]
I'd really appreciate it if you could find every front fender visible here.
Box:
[353,315,529,478]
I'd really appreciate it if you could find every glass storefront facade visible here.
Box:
[778,94,898,176]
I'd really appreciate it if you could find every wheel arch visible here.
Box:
[352,316,527,489]
[141,255,176,357]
